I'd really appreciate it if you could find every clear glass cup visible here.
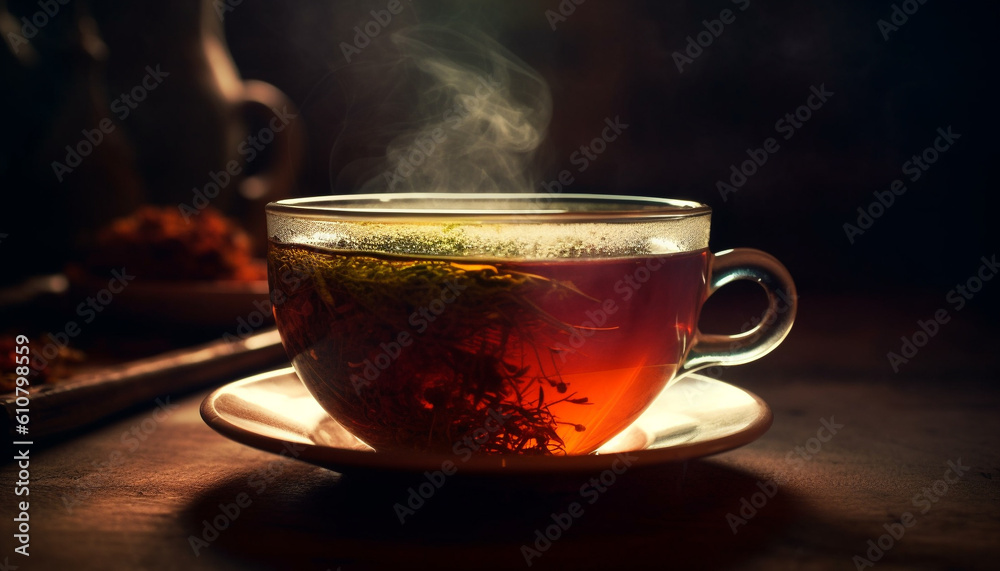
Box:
[265,193,796,456]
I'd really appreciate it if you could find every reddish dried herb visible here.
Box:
[269,243,595,455]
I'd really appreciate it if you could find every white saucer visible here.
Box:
[201,367,771,474]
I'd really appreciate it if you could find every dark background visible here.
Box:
[0,5,997,570]
[1,0,996,301]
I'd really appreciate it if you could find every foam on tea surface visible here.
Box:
[269,216,709,260]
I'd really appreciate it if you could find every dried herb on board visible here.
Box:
[269,243,596,455]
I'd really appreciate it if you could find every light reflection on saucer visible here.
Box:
[202,367,771,474]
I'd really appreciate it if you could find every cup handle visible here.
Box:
[680,248,797,374]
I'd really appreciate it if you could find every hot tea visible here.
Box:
[268,242,709,455]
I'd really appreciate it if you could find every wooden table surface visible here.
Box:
[2,294,998,570]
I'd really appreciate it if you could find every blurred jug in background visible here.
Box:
[0,0,303,272]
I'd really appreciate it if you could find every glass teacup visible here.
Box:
[265,194,796,456]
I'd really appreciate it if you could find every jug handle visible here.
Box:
[237,80,305,203]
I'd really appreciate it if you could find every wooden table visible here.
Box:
[2,294,998,570]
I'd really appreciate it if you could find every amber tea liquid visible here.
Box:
[269,242,709,455]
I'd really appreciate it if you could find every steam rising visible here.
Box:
[357,25,551,193]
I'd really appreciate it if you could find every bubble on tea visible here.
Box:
[269,209,710,260]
